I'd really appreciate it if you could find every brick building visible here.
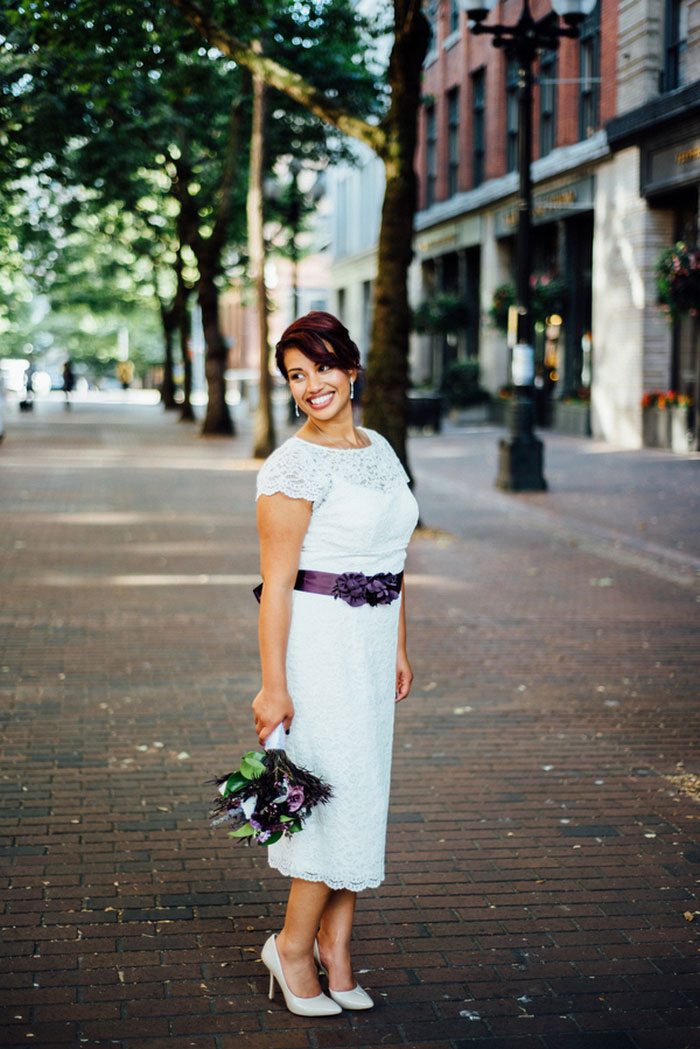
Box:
[410,0,699,447]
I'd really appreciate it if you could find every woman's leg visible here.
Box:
[275,878,332,998]
[318,889,357,991]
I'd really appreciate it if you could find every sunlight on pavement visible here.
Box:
[30,572,261,587]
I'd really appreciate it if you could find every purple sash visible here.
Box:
[253,569,403,607]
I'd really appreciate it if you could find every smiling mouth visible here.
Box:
[307,392,334,409]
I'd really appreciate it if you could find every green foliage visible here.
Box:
[656,241,700,322]
[224,771,248,794]
[0,173,164,381]
[412,293,469,335]
[229,824,255,838]
[489,275,568,332]
[240,751,266,780]
[443,360,489,408]
[264,0,385,163]
[0,0,382,390]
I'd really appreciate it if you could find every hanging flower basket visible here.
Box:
[412,293,469,335]
[655,242,700,321]
[489,274,567,332]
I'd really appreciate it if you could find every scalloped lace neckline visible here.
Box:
[293,430,374,452]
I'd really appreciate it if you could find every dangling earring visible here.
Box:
[295,401,300,418]
[350,379,355,400]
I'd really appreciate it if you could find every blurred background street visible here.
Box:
[1,397,699,1049]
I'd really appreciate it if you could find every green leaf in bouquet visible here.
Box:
[265,830,284,845]
[224,772,248,795]
[240,752,266,780]
[229,823,255,838]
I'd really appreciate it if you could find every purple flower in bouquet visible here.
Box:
[286,786,305,812]
[210,742,332,846]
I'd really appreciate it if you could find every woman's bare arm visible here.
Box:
[251,492,312,744]
[395,581,413,702]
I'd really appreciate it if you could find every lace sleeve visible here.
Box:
[256,439,331,504]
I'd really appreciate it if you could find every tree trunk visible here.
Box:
[172,155,233,435]
[362,0,430,474]
[160,303,178,410]
[171,0,430,462]
[248,59,276,459]
[174,252,195,422]
[198,243,234,435]
[179,318,194,422]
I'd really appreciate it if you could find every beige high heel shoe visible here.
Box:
[261,935,342,1017]
[313,940,374,1010]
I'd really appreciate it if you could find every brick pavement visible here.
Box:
[1,396,699,1049]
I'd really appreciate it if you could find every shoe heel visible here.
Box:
[268,972,275,1000]
[261,933,341,1016]
[313,939,327,975]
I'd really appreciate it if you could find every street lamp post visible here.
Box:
[460,0,596,491]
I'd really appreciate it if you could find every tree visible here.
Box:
[242,0,382,457]
[171,0,430,470]
[1,1,249,433]
[0,174,165,384]
[246,53,276,459]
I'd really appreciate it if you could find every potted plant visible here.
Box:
[443,360,490,423]
[641,390,693,450]
[553,386,591,436]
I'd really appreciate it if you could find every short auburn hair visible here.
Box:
[275,311,362,380]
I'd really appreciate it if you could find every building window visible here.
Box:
[539,49,557,157]
[664,0,688,91]
[426,103,437,207]
[506,58,520,173]
[471,67,486,187]
[578,3,600,140]
[449,0,460,36]
[447,87,460,197]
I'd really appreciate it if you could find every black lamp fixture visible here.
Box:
[459,0,597,491]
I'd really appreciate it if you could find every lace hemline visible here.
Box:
[267,854,385,893]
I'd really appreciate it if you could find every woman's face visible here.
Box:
[284,348,355,421]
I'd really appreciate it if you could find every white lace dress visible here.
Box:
[255,429,419,891]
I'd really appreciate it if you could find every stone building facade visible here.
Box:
[326,144,386,366]
[600,2,700,446]
[411,0,699,447]
[329,0,699,448]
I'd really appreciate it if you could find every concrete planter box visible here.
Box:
[407,391,444,433]
[670,405,692,452]
[448,403,491,425]
[642,406,671,449]
[552,401,592,437]
[641,406,691,451]
[490,398,510,426]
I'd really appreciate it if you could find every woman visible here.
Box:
[252,311,419,1017]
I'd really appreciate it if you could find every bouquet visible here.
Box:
[210,724,333,845]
